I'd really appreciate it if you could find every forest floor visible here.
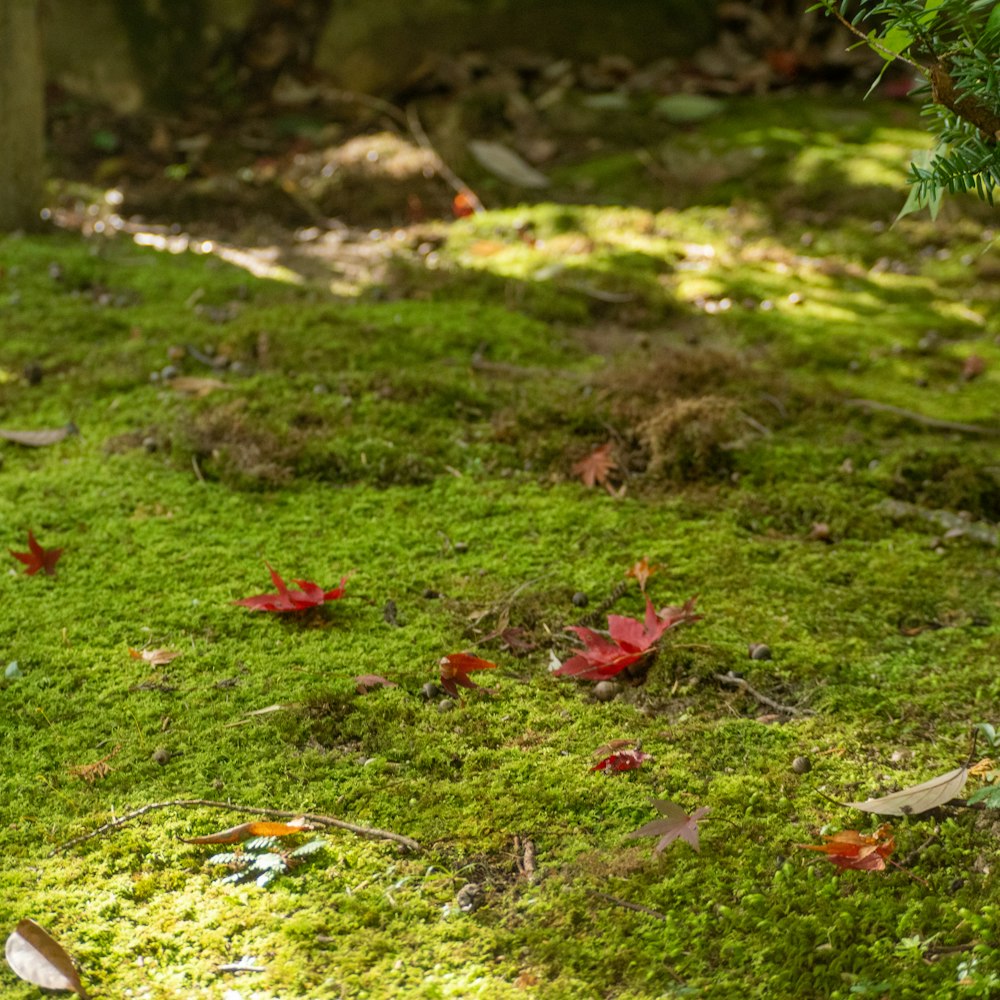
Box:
[2,84,1000,999]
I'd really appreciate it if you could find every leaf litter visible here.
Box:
[5,919,89,998]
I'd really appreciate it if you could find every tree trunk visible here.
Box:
[0,0,44,231]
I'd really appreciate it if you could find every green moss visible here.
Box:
[2,93,1000,999]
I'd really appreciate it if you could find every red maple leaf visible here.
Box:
[572,441,617,490]
[627,799,711,854]
[10,530,63,576]
[797,824,895,872]
[234,563,351,613]
[591,748,652,773]
[554,595,700,681]
[439,652,498,698]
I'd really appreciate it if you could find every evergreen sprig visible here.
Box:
[814,0,1000,216]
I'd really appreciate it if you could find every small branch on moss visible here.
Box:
[586,889,666,921]
[513,834,537,882]
[713,672,813,717]
[50,799,420,856]
[902,826,939,868]
[846,398,1000,436]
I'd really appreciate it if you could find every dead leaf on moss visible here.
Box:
[129,648,182,666]
[67,745,120,784]
[168,376,231,396]
[844,764,969,816]
[0,423,78,447]
[180,817,312,844]
[573,441,617,490]
[5,919,89,997]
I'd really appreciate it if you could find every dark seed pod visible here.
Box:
[749,643,773,660]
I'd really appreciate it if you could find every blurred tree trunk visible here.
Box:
[0,0,44,230]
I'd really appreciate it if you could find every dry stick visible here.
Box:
[586,889,666,921]
[405,103,482,206]
[846,398,1000,437]
[50,799,420,856]
[713,672,814,717]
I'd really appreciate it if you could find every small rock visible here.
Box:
[142,436,158,453]
[422,589,441,599]
[151,747,171,765]
[455,882,485,913]
[453,541,469,554]
[571,591,589,608]
[748,643,772,661]
[791,756,811,774]
[160,364,179,380]
[438,698,455,713]
[420,681,440,701]
[593,680,619,702]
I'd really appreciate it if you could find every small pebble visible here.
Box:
[151,747,171,765]
[420,681,440,701]
[438,698,455,713]
[142,436,158,453]
[160,364,179,380]
[571,591,589,608]
[748,643,772,661]
[593,680,619,702]
[791,756,811,774]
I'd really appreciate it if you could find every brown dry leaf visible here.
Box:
[180,817,312,844]
[626,556,661,591]
[962,354,987,381]
[67,745,120,784]
[5,918,89,997]
[0,423,78,447]
[168,376,230,397]
[355,673,398,694]
[129,647,182,666]
[572,441,617,489]
[844,764,969,816]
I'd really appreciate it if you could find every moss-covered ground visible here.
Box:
[2,95,1000,999]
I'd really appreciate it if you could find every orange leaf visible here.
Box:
[572,442,616,489]
[180,817,312,844]
[626,556,661,592]
[797,824,895,871]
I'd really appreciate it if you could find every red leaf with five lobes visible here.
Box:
[10,530,63,576]
[5,918,90,997]
[627,799,711,854]
[179,817,312,844]
[555,596,700,680]
[591,749,652,772]
[439,653,498,698]
[798,824,895,872]
[843,765,969,816]
[234,563,351,613]
[572,441,617,489]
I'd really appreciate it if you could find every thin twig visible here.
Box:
[713,672,813,717]
[902,826,940,868]
[586,889,666,921]
[846,398,1000,436]
[824,6,924,71]
[50,799,420,856]
[405,103,483,206]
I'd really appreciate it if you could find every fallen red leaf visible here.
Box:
[627,799,710,854]
[591,748,652,773]
[452,189,482,218]
[234,563,351,613]
[797,824,895,871]
[439,652,498,698]
[555,596,700,681]
[10,530,63,576]
[572,441,617,490]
